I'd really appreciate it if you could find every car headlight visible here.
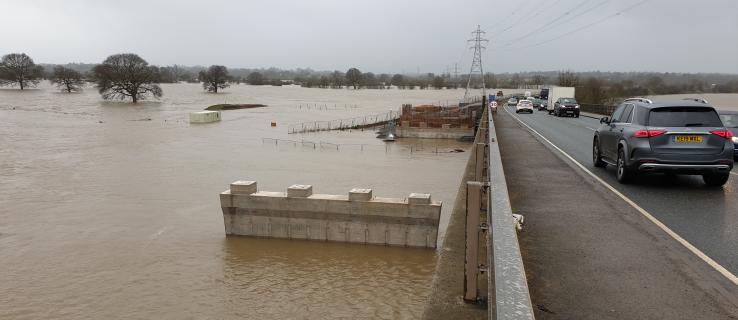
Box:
[574,105,580,109]
[732,136,738,143]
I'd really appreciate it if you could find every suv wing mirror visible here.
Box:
[600,117,610,124]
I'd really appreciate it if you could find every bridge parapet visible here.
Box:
[220,182,442,248]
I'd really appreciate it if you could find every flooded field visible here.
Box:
[0,83,473,319]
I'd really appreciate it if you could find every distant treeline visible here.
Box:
[35,63,465,90]
[489,70,738,105]
[3,52,738,104]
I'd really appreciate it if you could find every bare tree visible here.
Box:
[391,74,405,89]
[50,66,86,93]
[558,70,579,87]
[531,75,546,87]
[432,76,446,89]
[345,68,362,89]
[92,53,162,103]
[484,73,497,88]
[0,53,44,90]
[199,65,231,93]
[330,71,345,88]
[246,71,265,85]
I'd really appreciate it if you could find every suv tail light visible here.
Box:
[710,130,733,139]
[634,130,666,138]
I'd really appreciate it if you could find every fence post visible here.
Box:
[465,181,483,302]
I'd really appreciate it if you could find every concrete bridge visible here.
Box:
[422,100,738,319]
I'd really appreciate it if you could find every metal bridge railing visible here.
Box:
[464,102,534,319]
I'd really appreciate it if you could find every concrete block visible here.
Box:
[407,226,432,248]
[442,124,451,129]
[366,223,388,245]
[269,218,289,238]
[288,184,313,197]
[220,191,233,208]
[347,221,368,243]
[221,182,441,248]
[288,197,328,214]
[408,193,432,205]
[408,203,442,220]
[189,111,221,123]
[355,201,408,218]
[231,181,257,194]
[325,199,351,215]
[349,188,373,201]
[386,224,408,246]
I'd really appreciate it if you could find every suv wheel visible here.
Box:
[616,148,634,183]
[593,139,606,168]
[702,172,730,187]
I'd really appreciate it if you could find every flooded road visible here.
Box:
[0,83,471,319]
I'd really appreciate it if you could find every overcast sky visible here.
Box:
[1,0,736,74]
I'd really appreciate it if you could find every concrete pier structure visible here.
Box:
[220,181,442,248]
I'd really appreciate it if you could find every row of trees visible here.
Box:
[0,53,238,102]
[296,69,465,90]
[5,52,738,104]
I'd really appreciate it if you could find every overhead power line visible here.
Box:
[496,0,592,44]
[488,0,534,34]
[491,0,549,36]
[508,0,651,49]
[501,0,611,47]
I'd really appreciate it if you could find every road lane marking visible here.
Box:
[504,106,738,286]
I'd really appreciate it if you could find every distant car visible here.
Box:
[530,98,546,111]
[718,110,738,160]
[497,90,504,97]
[515,99,534,114]
[507,97,518,107]
[554,97,580,117]
[593,98,734,186]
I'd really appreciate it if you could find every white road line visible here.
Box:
[731,171,738,176]
[585,127,596,131]
[504,107,738,287]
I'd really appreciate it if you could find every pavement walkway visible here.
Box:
[495,110,738,319]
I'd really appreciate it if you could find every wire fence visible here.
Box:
[288,110,401,134]
[262,138,467,155]
[292,103,361,111]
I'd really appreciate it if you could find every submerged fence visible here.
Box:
[262,138,464,155]
[288,110,401,134]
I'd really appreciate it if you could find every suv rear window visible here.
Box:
[648,107,722,127]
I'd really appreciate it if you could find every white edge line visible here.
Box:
[504,106,738,286]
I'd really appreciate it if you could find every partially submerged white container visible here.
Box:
[189,111,221,123]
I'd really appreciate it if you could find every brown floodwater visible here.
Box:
[0,83,473,319]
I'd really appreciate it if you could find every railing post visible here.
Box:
[475,143,486,182]
[465,181,483,302]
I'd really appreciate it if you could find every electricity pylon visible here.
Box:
[464,25,488,100]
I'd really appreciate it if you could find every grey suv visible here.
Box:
[592,98,734,186]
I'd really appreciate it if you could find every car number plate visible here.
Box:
[674,135,703,143]
[566,110,573,113]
